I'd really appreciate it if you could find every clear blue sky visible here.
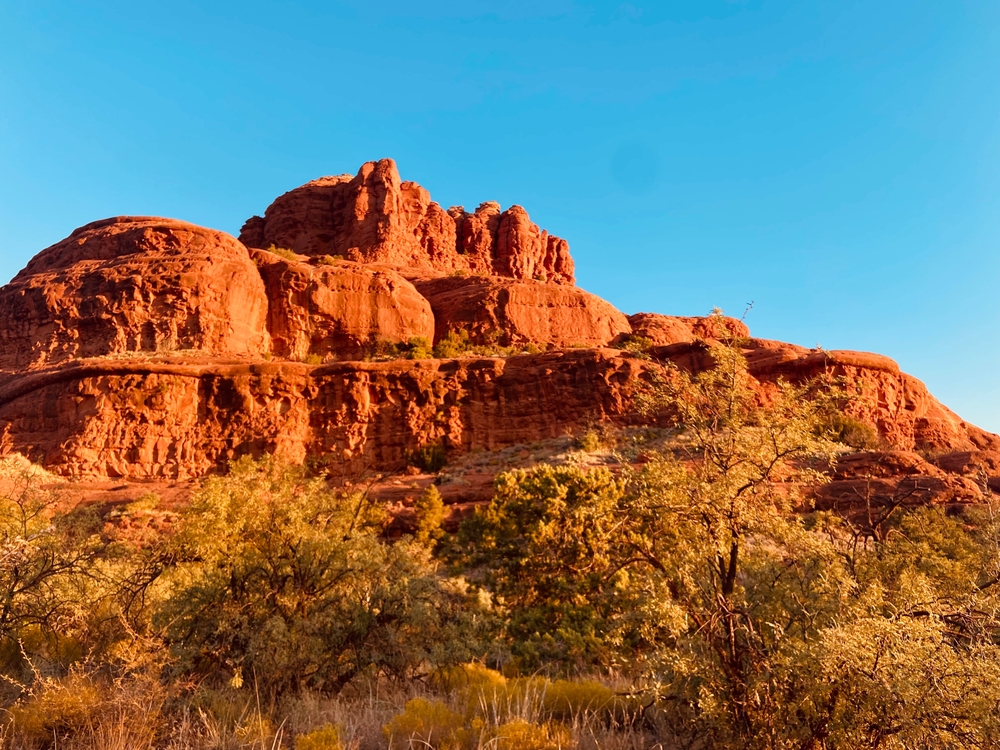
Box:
[2,1,998,432]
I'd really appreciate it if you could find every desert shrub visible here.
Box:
[458,465,628,669]
[0,460,111,681]
[489,718,574,750]
[614,334,653,356]
[267,244,299,261]
[315,254,344,266]
[296,723,345,750]
[365,338,401,360]
[6,671,167,747]
[383,698,471,749]
[822,411,881,450]
[407,336,435,359]
[537,678,617,720]
[302,352,324,365]
[415,485,447,548]
[409,443,448,473]
[574,430,603,453]
[156,456,477,695]
[461,343,1000,748]
[434,329,541,359]
[435,330,474,359]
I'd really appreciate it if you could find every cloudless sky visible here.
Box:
[2,0,998,431]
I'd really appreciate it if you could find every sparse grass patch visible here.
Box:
[267,244,299,261]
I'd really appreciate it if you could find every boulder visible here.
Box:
[627,312,750,345]
[0,217,269,371]
[252,249,435,361]
[412,275,631,349]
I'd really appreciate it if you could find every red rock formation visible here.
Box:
[0,350,646,479]
[252,249,434,361]
[627,312,750,346]
[411,275,631,348]
[814,450,987,515]
[0,163,996,498]
[238,159,575,284]
[744,346,1000,453]
[0,217,269,371]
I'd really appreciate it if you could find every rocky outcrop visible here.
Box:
[815,450,988,515]
[0,350,645,480]
[627,312,750,346]
[252,249,434,361]
[412,275,631,348]
[0,217,270,371]
[0,161,996,496]
[744,344,999,453]
[238,159,575,284]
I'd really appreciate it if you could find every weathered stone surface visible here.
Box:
[252,248,434,361]
[0,217,269,371]
[238,159,575,283]
[932,450,1000,493]
[815,450,987,514]
[0,165,996,496]
[744,347,1000,453]
[411,275,631,348]
[0,350,645,480]
[627,312,750,346]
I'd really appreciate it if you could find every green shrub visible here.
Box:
[365,339,401,360]
[415,485,447,547]
[615,334,653,355]
[407,336,435,359]
[408,443,448,473]
[302,353,324,365]
[156,456,473,694]
[822,411,880,450]
[575,430,603,453]
[434,330,474,359]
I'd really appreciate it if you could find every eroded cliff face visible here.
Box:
[0,217,270,371]
[238,159,575,284]
[0,351,645,480]
[252,248,435,361]
[412,275,631,348]
[0,160,997,511]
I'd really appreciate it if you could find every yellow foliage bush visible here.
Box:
[7,674,104,738]
[434,661,508,695]
[489,719,575,750]
[383,698,470,749]
[296,723,345,750]
[538,678,617,719]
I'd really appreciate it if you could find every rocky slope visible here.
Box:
[0,159,997,516]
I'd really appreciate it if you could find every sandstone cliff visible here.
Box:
[239,159,574,284]
[0,160,997,516]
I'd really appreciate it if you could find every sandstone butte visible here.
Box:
[0,158,997,519]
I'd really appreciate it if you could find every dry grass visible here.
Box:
[0,670,660,749]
